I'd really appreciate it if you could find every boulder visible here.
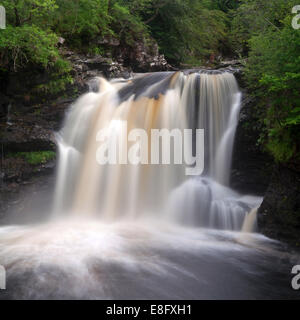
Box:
[258,164,300,247]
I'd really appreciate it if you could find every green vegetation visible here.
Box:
[9,151,56,165]
[0,0,234,69]
[146,0,229,64]
[0,0,72,94]
[0,0,299,164]
[0,0,59,70]
[231,0,300,164]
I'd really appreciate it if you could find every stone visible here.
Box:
[258,164,300,247]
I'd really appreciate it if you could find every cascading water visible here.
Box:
[0,71,298,300]
[52,71,261,229]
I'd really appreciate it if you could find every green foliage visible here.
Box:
[230,0,295,55]
[0,0,233,67]
[53,0,112,50]
[10,151,56,165]
[1,0,58,27]
[35,57,73,94]
[146,0,229,64]
[110,0,151,48]
[0,0,75,95]
[238,1,300,163]
[0,25,59,71]
[214,0,240,12]
[0,0,59,69]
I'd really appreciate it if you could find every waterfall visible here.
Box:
[52,71,261,230]
[5,71,292,301]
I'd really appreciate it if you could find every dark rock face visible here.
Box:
[63,50,128,84]
[0,102,58,213]
[97,34,171,73]
[258,165,300,247]
[119,39,170,72]
[62,38,171,85]
[0,93,10,119]
[1,122,55,153]
[0,70,68,215]
[0,96,71,151]
[231,91,273,195]
[231,72,300,247]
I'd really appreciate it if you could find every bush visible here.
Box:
[0,25,59,71]
[245,10,300,164]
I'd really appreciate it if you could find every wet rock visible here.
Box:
[1,122,55,152]
[230,68,300,247]
[97,36,120,47]
[258,165,300,247]
[58,37,65,46]
[61,50,129,84]
[0,95,70,154]
[231,92,273,195]
[0,92,10,119]
[121,39,171,72]
[217,59,246,68]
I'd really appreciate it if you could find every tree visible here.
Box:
[0,0,59,70]
[147,0,228,64]
[236,0,300,163]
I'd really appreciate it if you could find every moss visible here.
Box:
[34,75,74,95]
[8,151,56,165]
[33,108,42,115]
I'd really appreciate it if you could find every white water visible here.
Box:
[52,71,261,227]
[2,71,283,300]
